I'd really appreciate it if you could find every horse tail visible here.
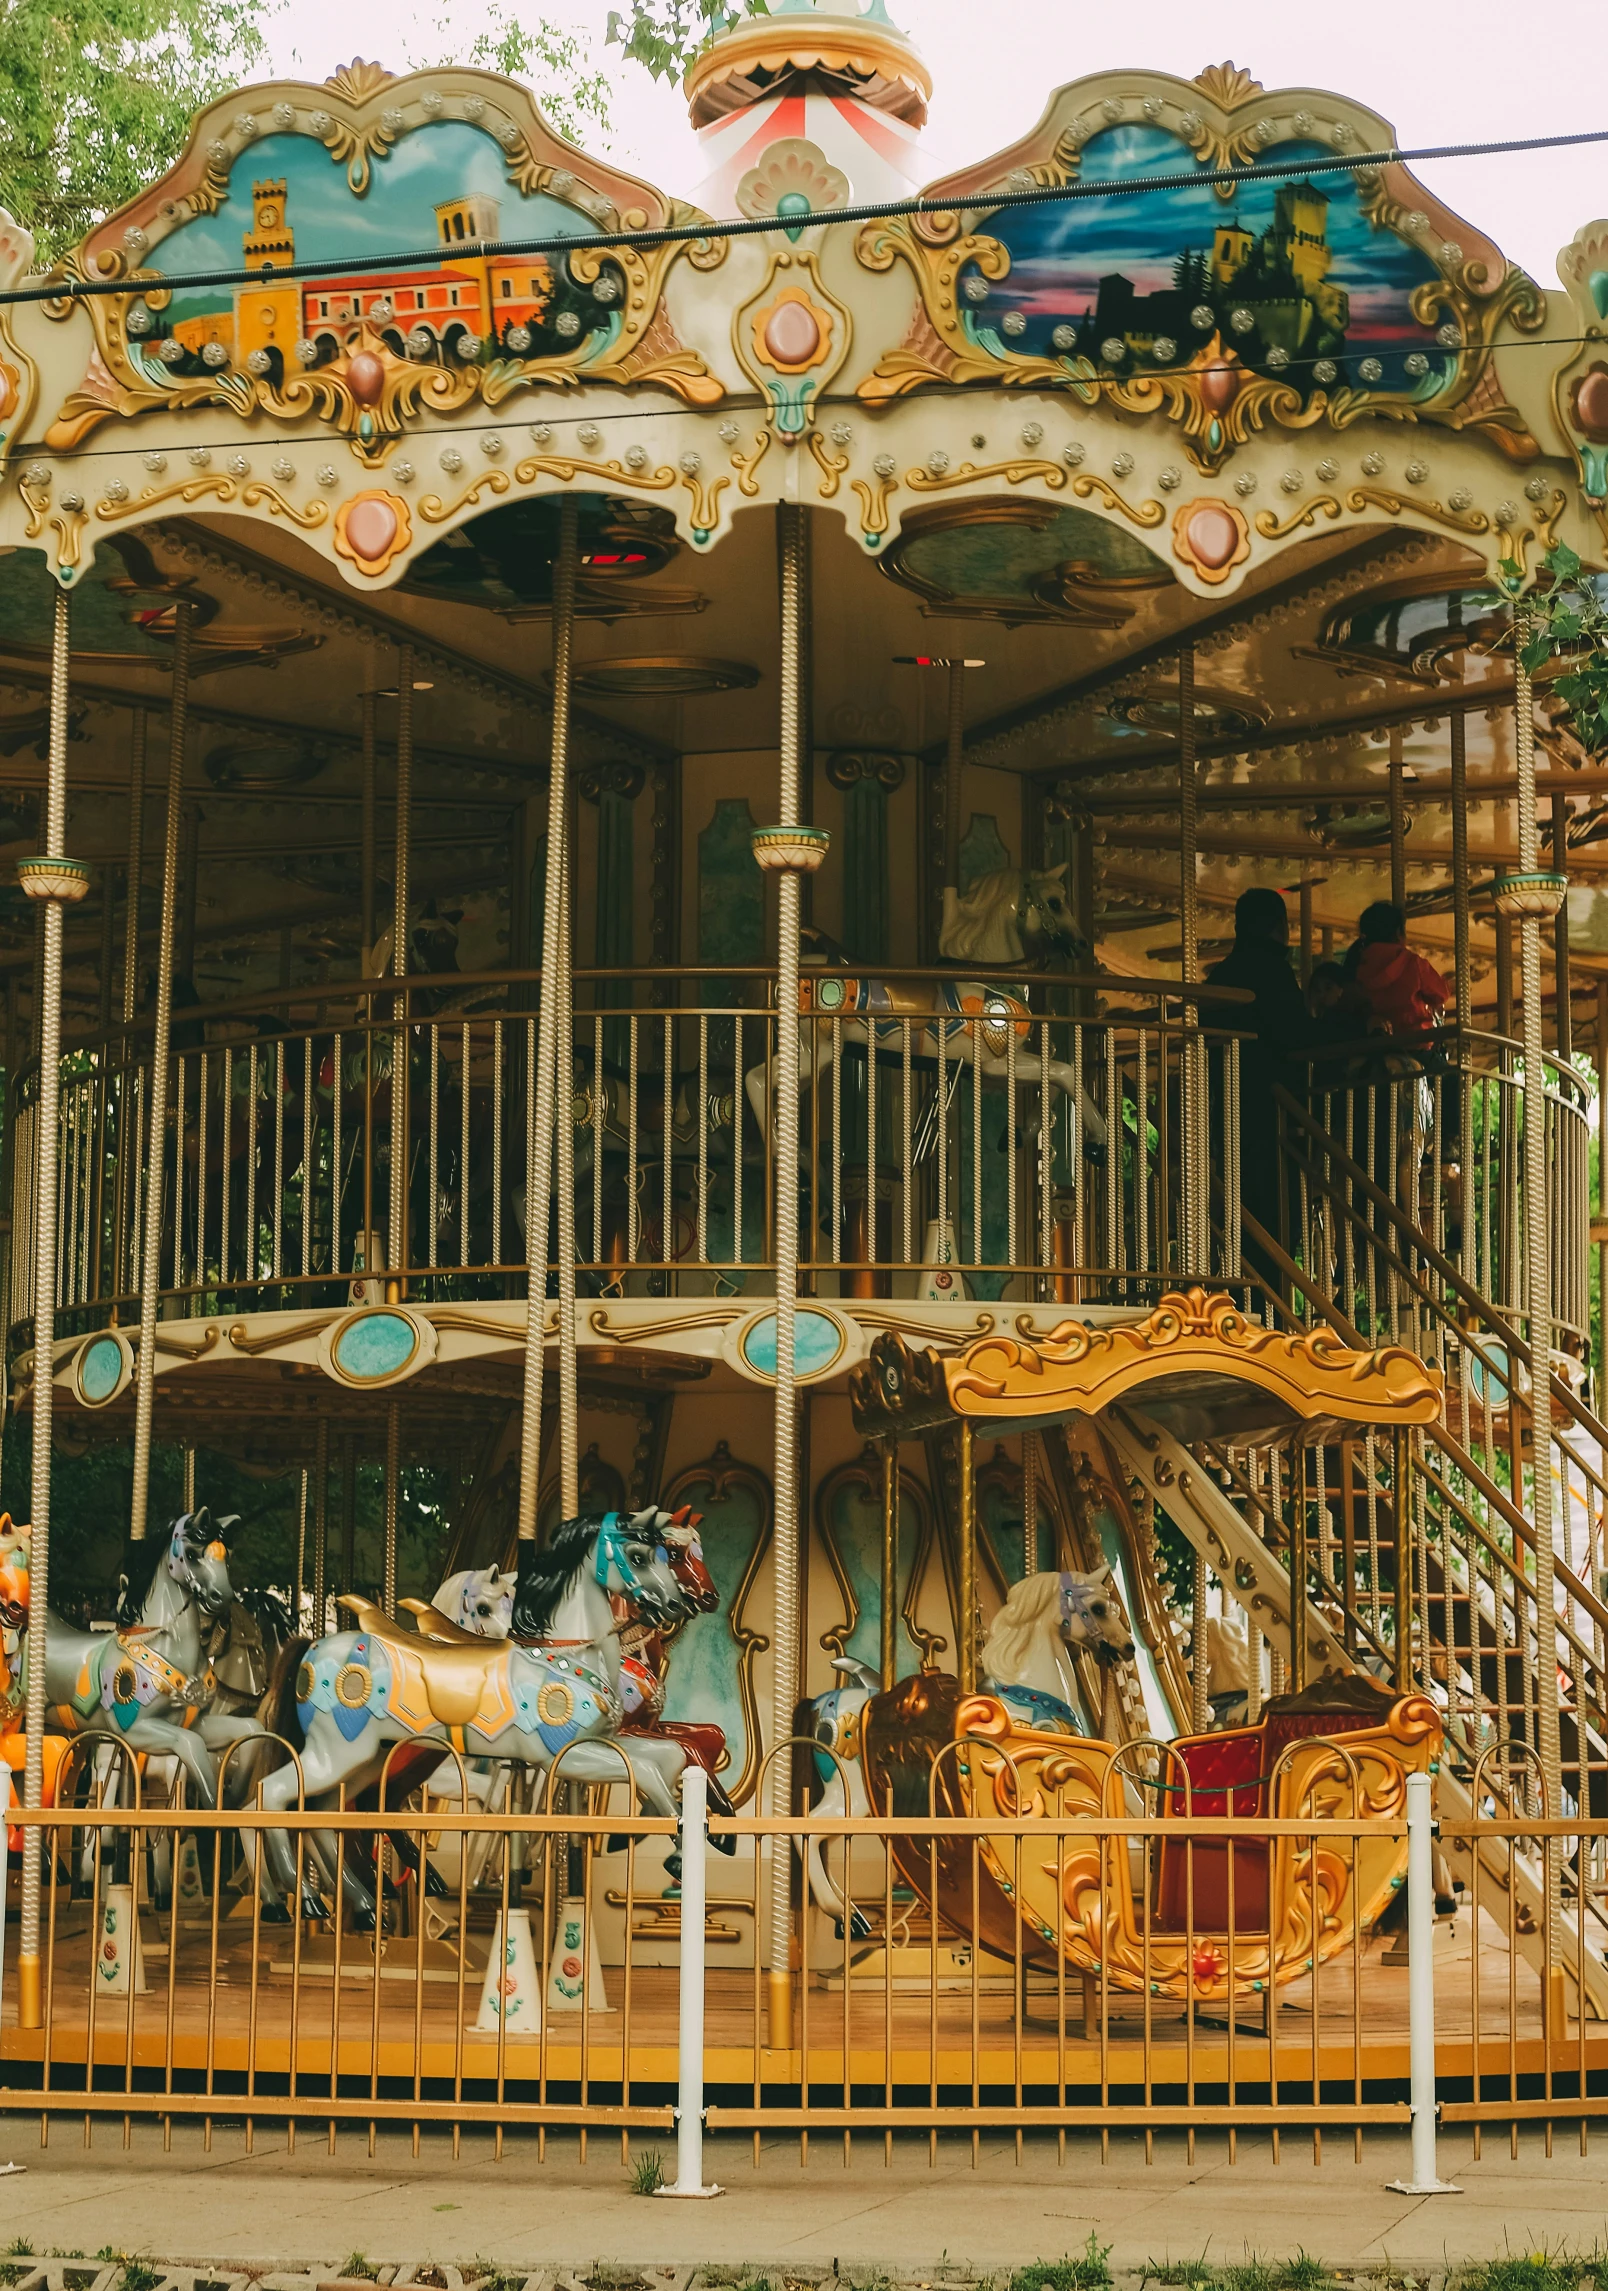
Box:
[258,1635,309,1745]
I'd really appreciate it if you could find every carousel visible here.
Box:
[0,0,1605,2139]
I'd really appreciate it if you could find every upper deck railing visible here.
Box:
[6,964,1254,1341]
[3,969,1592,1372]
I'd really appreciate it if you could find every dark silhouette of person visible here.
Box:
[1207,887,1311,1297]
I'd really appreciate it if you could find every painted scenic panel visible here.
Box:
[135,124,610,382]
[966,125,1444,397]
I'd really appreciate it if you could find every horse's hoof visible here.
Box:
[422,1864,451,1898]
[663,1851,683,1884]
[1083,1140,1108,1167]
[709,1828,738,1858]
[258,1897,292,1925]
[300,1891,329,1922]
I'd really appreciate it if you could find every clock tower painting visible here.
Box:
[234,177,301,376]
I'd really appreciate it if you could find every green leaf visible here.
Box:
[1521,636,1554,674]
[1548,540,1583,581]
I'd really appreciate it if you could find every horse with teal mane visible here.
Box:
[253,1509,687,1920]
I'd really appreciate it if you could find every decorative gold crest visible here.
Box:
[333,487,413,573]
[40,66,726,457]
[732,249,851,441]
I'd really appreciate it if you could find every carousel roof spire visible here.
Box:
[686,0,930,212]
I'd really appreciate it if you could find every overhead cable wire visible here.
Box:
[3,120,1608,310]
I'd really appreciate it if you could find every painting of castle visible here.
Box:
[971,123,1444,393]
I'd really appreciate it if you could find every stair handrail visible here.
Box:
[1272,1079,1608,1468]
[1239,1194,1608,1654]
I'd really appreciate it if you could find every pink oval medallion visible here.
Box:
[1576,368,1608,441]
[347,350,386,407]
[1183,503,1242,571]
[344,495,400,563]
[763,298,822,367]
[1199,363,1240,414]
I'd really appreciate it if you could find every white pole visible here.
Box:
[658,1761,721,2198]
[0,1800,17,2177]
[1387,1769,1460,2195]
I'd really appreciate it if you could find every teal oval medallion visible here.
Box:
[333,1309,418,1382]
[79,1335,125,1405]
[740,1307,844,1382]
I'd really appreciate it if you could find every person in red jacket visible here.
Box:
[1344,901,1451,1038]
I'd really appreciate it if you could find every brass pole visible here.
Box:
[360,690,377,971]
[1393,1427,1413,1692]
[1508,603,1564,1977]
[1290,1442,1309,1695]
[516,502,578,1543]
[340,1429,357,1594]
[16,584,81,2029]
[943,660,965,894]
[1552,791,1572,1061]
[1451,708,1475,1294]
[957,1416,978,1694]
[1389,725,1407,914]
[387,650,413,1292]
[880,1435,898,1691]
[1191,1545,1211,1732]
[765,500,812,2053]
[129,600,192,1547]
[384,1397,400,1617]
[311,1414,329,1635]
[1179,644,1205,1273]
[555,784,578,1515]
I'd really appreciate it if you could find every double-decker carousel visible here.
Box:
[0,2,1605,2135]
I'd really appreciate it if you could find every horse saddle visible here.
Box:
[340,1594,498,1731]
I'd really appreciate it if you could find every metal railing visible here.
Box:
[7,1778,1608,2158]
[5,968,1249,1338]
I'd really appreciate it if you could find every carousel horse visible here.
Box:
[405,1510,733,1821]
[252,1510,687,1922]
[40,1511,239,1810]
[800,1566,1137,1933]
[743,865,1107,1156]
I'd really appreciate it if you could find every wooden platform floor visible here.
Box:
[2,1898,1599,2103]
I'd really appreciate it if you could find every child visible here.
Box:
[1345,901,1450,1038]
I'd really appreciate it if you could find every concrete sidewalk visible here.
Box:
[0,2122,1604,2272]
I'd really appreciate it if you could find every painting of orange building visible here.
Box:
[171,180,556,370]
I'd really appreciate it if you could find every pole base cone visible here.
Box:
[472,1907,543,2037]
[546,1894,614,2013]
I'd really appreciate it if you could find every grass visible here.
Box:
[1452,2260,1599,2291]
[337,2259,381,2285]
[466,2269,526,2291]
[1014,2238,1116,2291]
[628,2147,666,2196]
[1143,2258,1334,2291]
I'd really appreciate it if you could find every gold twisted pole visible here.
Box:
[388,650,413,1289]
[943,658,966,896]
[555,791,578,1515]
[129,599,192,1548]
[384,1397,400,1617]
[1451,709,1475,1293]
[16,585,77,2028]
[1511,604,1564,1989]
[516,498,579,1543]
[1178,644,1205,1273]
[767,500,808,2049]
[880,1435,898,1690]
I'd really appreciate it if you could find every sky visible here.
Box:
[258,0,1608,290]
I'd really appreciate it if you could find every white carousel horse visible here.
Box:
[429,1564,517,1636]
[743,865,1108,1153]
[251,1511,687,1922]
[802,1565,1136,1933]
[42,1511,251,1811]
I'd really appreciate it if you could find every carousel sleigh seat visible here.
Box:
[861,1669,1441,2004]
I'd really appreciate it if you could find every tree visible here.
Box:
[605,0,769,85]
[0,0,267,262]
[411,6,610,147]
